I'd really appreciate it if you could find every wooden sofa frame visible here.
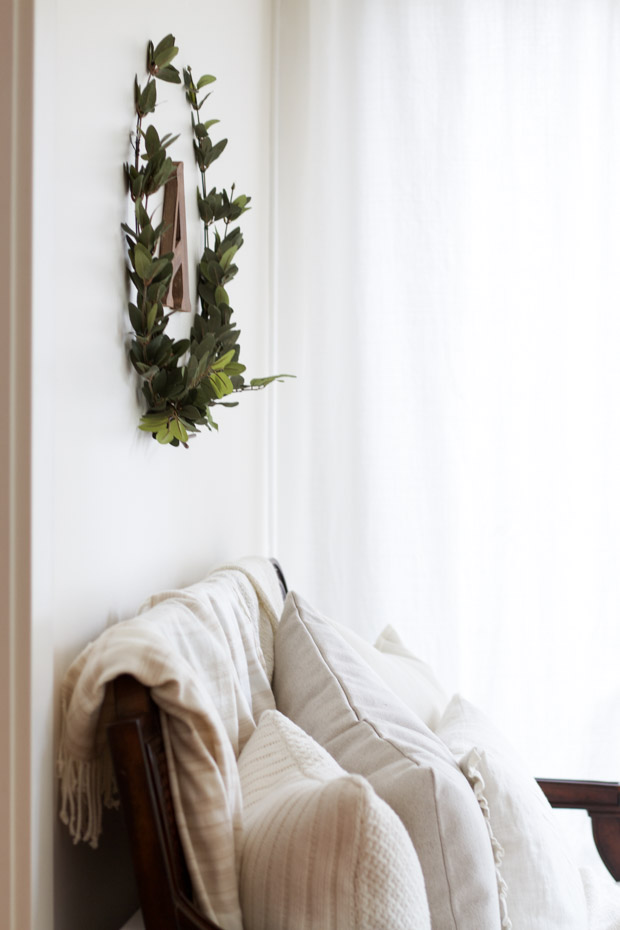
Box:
[106,564,620,930]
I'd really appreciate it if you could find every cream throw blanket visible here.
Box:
[58,558,284,930]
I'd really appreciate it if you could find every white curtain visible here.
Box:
[272,0,620,822]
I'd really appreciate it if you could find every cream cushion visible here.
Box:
[580,865,620,930]
[273,592,503,930]
[329,619,448,729]
[436,694,589,930]
[238,709,431,930]
[373,624,449,728]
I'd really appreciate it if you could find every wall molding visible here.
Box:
[1,0,34,927]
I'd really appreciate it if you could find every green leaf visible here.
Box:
[149,257,172,280]
[134,243,153,280]
[197,74,216,89]
[186,356,198,384]
[152,157,175,189]
[249,374,296,387]
[152,369,168,396]
[135,198,150,228]
[128,303,143,333]
[225,361,246,375]
[195,352,211,380]
[160,132,180,150]
[139,412,169,431]
[169,418,188,443]
[156,65,182,84]
[146,303,158,331]
[214,285,229,305]
[196,93,213,112]
[211,370,233,397]
[144,124,160,154]
[153,34,175,55]
[179,404,201,420]
[205,408,219,431]
[138,80,157,116]
[205,138,228,166]
[131,174,144,198]
[205,261,221,284]
[154,45,178,69]
[157,427,175,444]
[220,245,238,271]
[171,338,191,359]
[211,349,235,371]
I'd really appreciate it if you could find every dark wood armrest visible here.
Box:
[105,560,288,929]
[537,778,620,880]
[108,675,223,930]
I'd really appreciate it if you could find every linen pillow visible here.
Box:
[373,623,449,728]
[436,694,589,930]
[273,592,503,930]
[238,709,430,930]
[580,865,620,930]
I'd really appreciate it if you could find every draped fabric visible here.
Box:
[272,0,620,846]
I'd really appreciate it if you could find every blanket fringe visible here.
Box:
[57,696,118,849]
[461,748,512,930]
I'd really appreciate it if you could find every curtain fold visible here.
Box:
[273,0,620,835]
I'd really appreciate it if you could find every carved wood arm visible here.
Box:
[107,561,288,930]
[537,778,620,880]
[108,675,222,930]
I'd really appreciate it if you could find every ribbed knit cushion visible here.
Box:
[273,592,503,930]
[238,709,431,930]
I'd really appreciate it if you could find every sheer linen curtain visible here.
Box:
[272,0,620,814]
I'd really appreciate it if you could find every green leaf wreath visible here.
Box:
[123,35,291,447]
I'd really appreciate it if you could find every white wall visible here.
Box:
[29,1,277,928]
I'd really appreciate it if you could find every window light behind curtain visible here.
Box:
[272,0,620,840]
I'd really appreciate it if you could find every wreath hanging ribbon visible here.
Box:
[123,35,291,447]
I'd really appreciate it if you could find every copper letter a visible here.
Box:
[160,162,191,312]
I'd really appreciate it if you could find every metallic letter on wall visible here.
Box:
[160,161,191,312]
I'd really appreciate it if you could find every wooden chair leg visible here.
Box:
[591,813,620,881]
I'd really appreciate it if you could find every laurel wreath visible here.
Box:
[123,35,291,447]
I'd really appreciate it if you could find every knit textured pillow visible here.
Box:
[273,592,503,930]
[238,709,430,930]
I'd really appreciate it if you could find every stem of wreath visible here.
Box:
[134,114,142,171]
[224,183,234,238]
[139,192,152,333]
[201,169,209,250]
[134,113,142,236]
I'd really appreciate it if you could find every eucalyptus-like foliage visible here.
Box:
[123,35,291,446]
